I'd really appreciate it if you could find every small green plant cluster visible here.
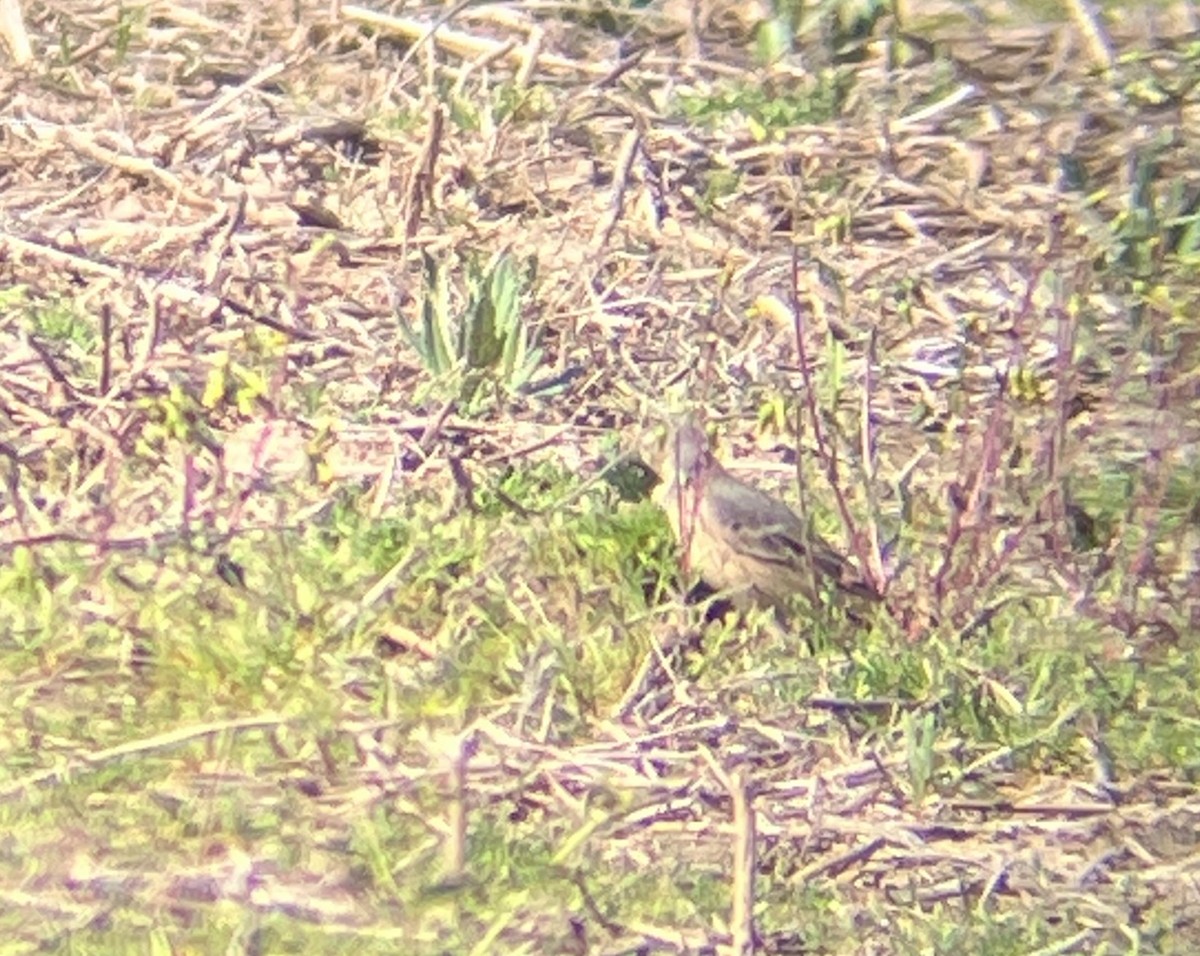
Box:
[759,0,892,65]
[677,72,854,134]
[398,251,543,410]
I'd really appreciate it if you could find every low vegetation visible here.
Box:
[2,0,1199,952]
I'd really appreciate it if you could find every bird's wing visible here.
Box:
[704,472,809,564]
[706,470,878,598]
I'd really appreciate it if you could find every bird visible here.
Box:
[647,416,880,610]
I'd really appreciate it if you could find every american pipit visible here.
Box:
[649,417,879,609]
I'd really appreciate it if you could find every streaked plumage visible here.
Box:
[650,417,879,608]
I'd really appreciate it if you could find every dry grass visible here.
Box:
[3,0,1200,952]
